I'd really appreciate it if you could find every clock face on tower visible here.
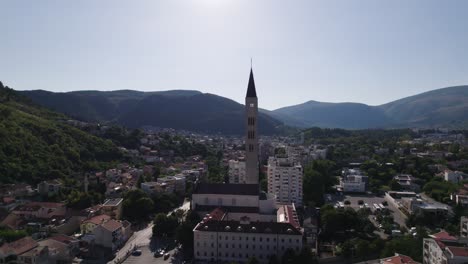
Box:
[250,103,255,107]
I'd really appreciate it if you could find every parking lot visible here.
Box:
[124,246,182,264]
[326,193,408,229]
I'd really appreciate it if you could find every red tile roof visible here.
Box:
[447,246,468,257]
[0,237,38,256]
[49,234,78,245]
[101,219,122,232]
[14,202,65,212]
[431,231,456,240]
[382,254,418,264]
[3,197,15,204]
[83,214,111,225]
[202,208,225,222]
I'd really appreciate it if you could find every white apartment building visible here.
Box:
[141,176,186,195]
[423,231,468,264]
[228,159,246,184]
[341,168,368,193]
[194,206,303,264]
[461,217,468,238]
[267,156,303,207]
[444,170,467,184]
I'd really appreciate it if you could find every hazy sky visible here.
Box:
[2,0,468,110]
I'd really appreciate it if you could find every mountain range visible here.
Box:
[17,85,468,133]
[273,85,468,129]
[18,89,282,135]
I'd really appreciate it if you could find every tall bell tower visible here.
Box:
[245,68,259,184]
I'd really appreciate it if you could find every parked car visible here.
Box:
[164,253,170,260]
[154,251,164,258]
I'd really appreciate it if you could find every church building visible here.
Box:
[192,68,303,263]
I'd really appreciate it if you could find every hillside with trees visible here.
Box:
[0,82,122,184]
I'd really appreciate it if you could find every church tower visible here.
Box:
[245,68,259,184]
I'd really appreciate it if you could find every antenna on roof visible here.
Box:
[250,57,253,69]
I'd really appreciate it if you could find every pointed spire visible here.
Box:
[246,67,257,98]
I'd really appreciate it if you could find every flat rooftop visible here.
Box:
[103,198,123,206]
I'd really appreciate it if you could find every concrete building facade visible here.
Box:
[267,156,303,207]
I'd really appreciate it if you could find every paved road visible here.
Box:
[110,223,154,263]
[111,200,191,264]
[123,246,182,264]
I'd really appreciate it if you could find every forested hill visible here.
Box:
[0,82,122,184]
[20,90,283,135]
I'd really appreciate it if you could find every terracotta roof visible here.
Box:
[38,239,67,253]
[0,237,38,256]
[1,213,24,230]
[382,254,418,264]
[431,231,456,240]
[447,246,468,257]
[201,208,226,222]
[14,202,65,211]
[83,214,111,225]
[49,235,78,245]
[3,197,15,204]
[101,219,122,232]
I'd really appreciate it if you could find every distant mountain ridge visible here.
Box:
[19,89,282,135]
[272,85,468,129]
[18,85,468,131]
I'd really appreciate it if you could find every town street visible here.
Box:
[110,200,191,264]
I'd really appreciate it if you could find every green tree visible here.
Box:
[152,213,179,237]
[122,189,154,221]
[303,160,336,206]
[175,222,194,250]
[381,228,428,262]
[136,175,145,189]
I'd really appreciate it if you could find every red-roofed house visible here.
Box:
[381,253,419,264]
[430,231,457,241]
[80,214,111,234]
[13,202,66,220]
[0,237,39,263]
[423,231,468,264]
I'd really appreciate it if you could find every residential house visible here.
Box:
[341,168,368,193]
[37,180,62,197]
[101,198,123,220]
[92,220,132,251]
[444,170,467,184]
[380,253,419,264]
[451,184,468,207]
[423,231,468,264]
[460,216,468,238]
[393,174,421,192]
[0,237,41,264]
[80,214,111,234]
[13,202,67,220]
